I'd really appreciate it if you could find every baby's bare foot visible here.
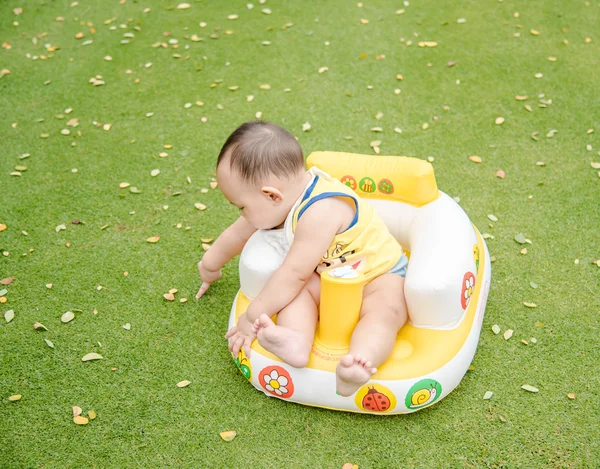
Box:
[254,314,310,368]
[336,354,377,397]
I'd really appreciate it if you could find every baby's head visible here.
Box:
[216,121,306,229]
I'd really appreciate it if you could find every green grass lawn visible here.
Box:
[1,0,599,467]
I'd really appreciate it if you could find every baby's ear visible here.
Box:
[260,186,283,203]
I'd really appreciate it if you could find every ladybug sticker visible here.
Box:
[354,383,397,413]
[377,178,394,195]
[234,349,252,380]
[340,175,357,191]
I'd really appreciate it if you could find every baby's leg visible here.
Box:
[336,273,407,396]
[252,273,320,368]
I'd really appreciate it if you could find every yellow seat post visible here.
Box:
[316,270,366,350]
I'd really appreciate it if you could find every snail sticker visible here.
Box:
[354,383,397,413]
[405,379,442,409]
[259,366,294,399]
[234,348,252,380]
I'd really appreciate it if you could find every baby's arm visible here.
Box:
[245,197,350,323]
[196,216,257,298]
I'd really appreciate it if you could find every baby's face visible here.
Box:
[217,163,288,230]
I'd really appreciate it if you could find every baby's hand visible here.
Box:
[196,261,222,299]
[225,313,255,357]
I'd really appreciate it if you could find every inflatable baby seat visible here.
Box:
[228,151,491,414]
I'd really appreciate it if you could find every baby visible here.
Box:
[196,121,409,397]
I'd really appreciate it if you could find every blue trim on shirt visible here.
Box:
[297,191,359,232]
[300,175,320,205]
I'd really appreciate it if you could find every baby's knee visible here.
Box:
[377,301,407,329]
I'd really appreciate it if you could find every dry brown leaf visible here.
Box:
[163,293,175,301]
[0,277,14,285]
[496,169,506,178]
[73,406,82,417]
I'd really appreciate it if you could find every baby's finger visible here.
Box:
[224,326,237,339]
[243,338,252,358]
[231,336,244,357]
[195,282,210,299]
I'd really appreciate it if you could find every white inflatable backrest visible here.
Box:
[368,191,478,329]
[239,191,478,330]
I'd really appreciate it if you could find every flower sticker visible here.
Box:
[461,271,476,310]
[259,366,294,399]
[341,175,357,190]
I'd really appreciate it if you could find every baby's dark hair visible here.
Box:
[217,121,304,184]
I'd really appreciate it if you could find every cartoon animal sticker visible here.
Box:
[359,177,376,193]
[405,379,442,409]
[234,348,252,380]
[341,175,357,191]
[259,366,294,399]
[354,383,397,413]
[460,271,476,310]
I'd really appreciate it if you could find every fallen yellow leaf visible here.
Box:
[523,302,537,308]
[146,235,160,243]
[176,380,191,388]
[88,410,97,420]
[73,416,89,425]
[469,155,482,163]
[8,394,22,402]
[219,430,237,441]
[163,293,175,301]
[567,393,576,400]
[73,406,82,417]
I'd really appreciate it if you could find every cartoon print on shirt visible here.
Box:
[315,244,366,274]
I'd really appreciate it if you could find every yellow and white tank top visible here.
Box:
[283,167,403,281]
